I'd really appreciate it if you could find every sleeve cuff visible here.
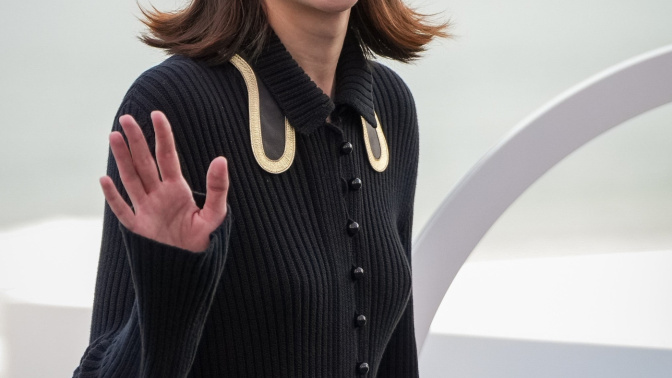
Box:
[116,202,233,370]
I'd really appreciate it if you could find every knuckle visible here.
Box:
[208,182,228,193]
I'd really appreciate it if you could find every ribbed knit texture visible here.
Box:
[74,28,420,378]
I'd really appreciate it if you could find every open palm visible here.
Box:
[100,110,229,253]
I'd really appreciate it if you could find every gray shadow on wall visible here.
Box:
[3,302,91,378]
[419,333,672,378]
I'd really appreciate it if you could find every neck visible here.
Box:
[263,2,350,99]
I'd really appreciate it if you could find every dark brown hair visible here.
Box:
[139,0,451,65]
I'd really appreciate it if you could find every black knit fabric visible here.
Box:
[74,28,420,378]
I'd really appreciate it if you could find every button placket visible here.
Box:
[335,109,369,375]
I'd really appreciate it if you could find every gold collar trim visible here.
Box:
[230,54,388,174]
[230,54,296,174]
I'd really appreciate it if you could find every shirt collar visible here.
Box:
[250,28,377,135]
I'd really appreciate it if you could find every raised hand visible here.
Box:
[99,111,229,253]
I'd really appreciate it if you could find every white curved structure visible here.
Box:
[413,44,672,352]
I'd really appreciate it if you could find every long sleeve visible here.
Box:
[73,91,233,377]
[376,197,420,377]
[376,215,420,377]
[376,75,421,377]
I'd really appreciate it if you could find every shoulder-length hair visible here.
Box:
[139,0,451,65]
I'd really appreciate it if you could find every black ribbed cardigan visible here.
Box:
[74,30,420,378]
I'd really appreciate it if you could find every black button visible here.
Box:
[340,141,353,155]
[352,267,365,280]
[356,314,367,327]
[349,178,362,191]
[347,221,360,236]
[357,362,370,375]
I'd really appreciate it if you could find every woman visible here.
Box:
[75,0,449,376]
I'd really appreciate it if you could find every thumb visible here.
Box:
[201,156,229,224]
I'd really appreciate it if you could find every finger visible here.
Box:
[151,111,183,182]
[109,131,147,206]
[119,114,161,193]
[100,176,135,228]
[201,156,229,224]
